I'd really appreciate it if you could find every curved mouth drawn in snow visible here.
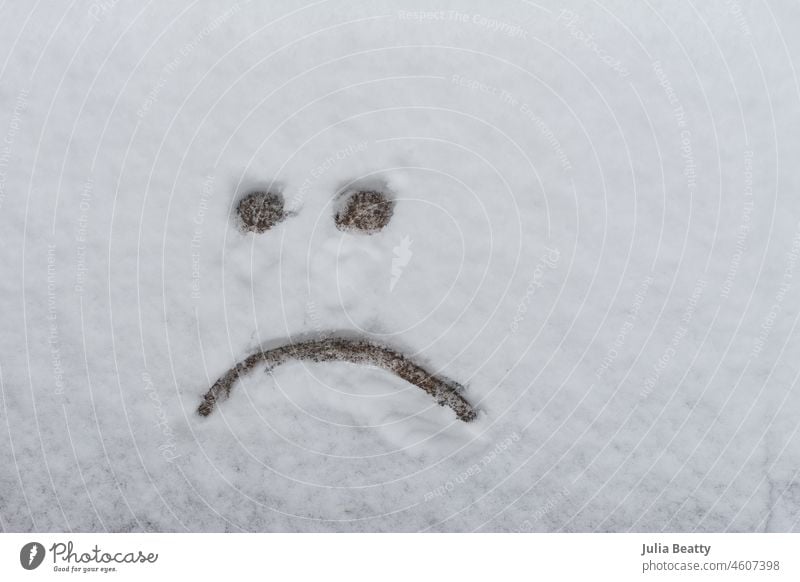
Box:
[197,335,477,422]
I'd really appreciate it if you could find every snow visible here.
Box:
[1,0,800,532]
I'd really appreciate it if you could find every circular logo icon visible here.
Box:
[20,542,45,570]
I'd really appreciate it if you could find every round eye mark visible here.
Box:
[236,190,287,233]
[334,189,395,234]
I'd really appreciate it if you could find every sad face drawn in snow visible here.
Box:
[179,83,557,448]
[197,186,477,422]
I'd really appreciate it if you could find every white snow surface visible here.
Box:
[1,0,800,531]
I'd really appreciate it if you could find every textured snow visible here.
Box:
[1,0,800,531]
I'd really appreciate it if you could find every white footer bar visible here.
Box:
[1,533,796,581]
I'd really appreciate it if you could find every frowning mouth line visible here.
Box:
[197,336,477,422]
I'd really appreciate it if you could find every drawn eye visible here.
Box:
[236,191,287,233]
[334,189,395,234]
